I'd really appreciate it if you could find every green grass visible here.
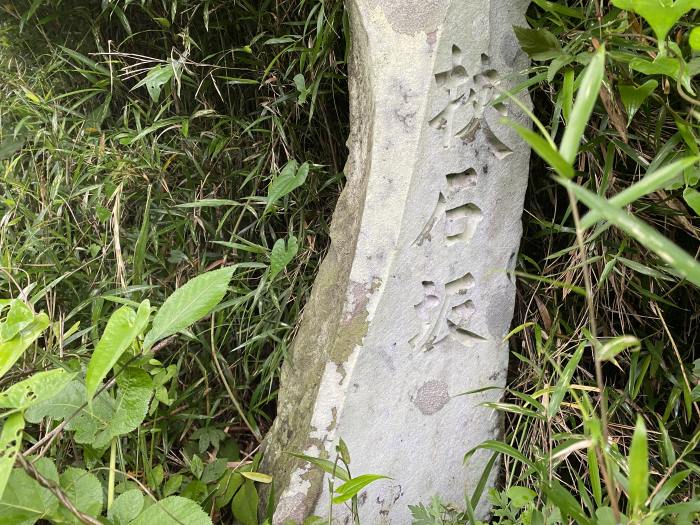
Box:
[1,0,700,524]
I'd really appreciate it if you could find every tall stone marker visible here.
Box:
[263,0,531,522]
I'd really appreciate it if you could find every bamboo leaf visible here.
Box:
[628,416,649,514]
[332,474,390,504]
[560,177,700,288]
[559,46,605,164]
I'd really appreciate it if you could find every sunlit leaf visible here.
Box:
[0,313,49,380]
[269,236,299,280]
[86,300,150,401]
[0,413,24,501]
[143,267,234,350]
[628,416,649,514]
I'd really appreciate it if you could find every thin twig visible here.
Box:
[16,455,103,525]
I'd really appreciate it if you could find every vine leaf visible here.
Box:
[131,495,213,525]
[269,236,299,280]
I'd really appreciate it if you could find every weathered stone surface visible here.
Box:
[262,1,531,522]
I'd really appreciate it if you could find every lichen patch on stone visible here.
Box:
[413,379,450,415]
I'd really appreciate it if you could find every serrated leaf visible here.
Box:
[108,489,144,525]
[0,368,76,410]
[143,267,234,350]
[86,300,150,401]
[506,486,537,509]
[58,468,103,524]
[110,367,153,438]
[513,26,562,61]
[628,416,649,514]
[269,236,299,280]
[264,161,309,214]
[619,80,658,123]
[231,479,258,525]
[0,313,49,380]
[0,413,24,501]
[683,187,700,215]
[131,496,212,525]
[241,471,272,483]
[0,457,59,524]
[332,474,389,504]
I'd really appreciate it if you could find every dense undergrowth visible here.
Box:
[0,0,699,524]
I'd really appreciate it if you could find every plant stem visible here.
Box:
[108,438,116,510]
[567,187,620,519]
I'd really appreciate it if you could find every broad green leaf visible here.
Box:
[231,479,258,525]
[629,55,695,93]
[0,457,59,524]
[109,367,153,438]
[580,157,699,228]
[506,486,537,509]
[0,138,24,161]
[690,26,700,50]
[213,471,244,510]
[598,336,641,362]
[332,474,389,504]
[288,453,350,481]
[241,471,272,483]
[628,416,649,514]
[0,368,75,410]
[542,480,593,525]
[560,178,700,288]
[108,489,144,525]
[619,80,658,123]
[264,161,309,214]
[86,300,150,401]
[612,0,700,44]
[0,313,49,380]
[25,372,152,449]
[559,46,605,165]
[548,343,584,419]
[0,300,34,342]
[683,187,700,215]
[0,413,24,501]
[132,64,174,102]
[143,267,234,350]
[131,496,212,525]
[269,236,299,280]
[57,468,103,524]
[513,26,562,61]
[509,123,574,179]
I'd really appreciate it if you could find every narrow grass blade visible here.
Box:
[559,177,700,288]
[559,46,605,164]
[580,157,699,229]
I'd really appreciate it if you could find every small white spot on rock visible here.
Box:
[413,380,450,415]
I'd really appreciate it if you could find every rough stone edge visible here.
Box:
[259,1,375,520]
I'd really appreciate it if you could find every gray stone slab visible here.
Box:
[263,1,531,523]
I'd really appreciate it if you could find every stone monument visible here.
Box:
[263,1,531,522]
